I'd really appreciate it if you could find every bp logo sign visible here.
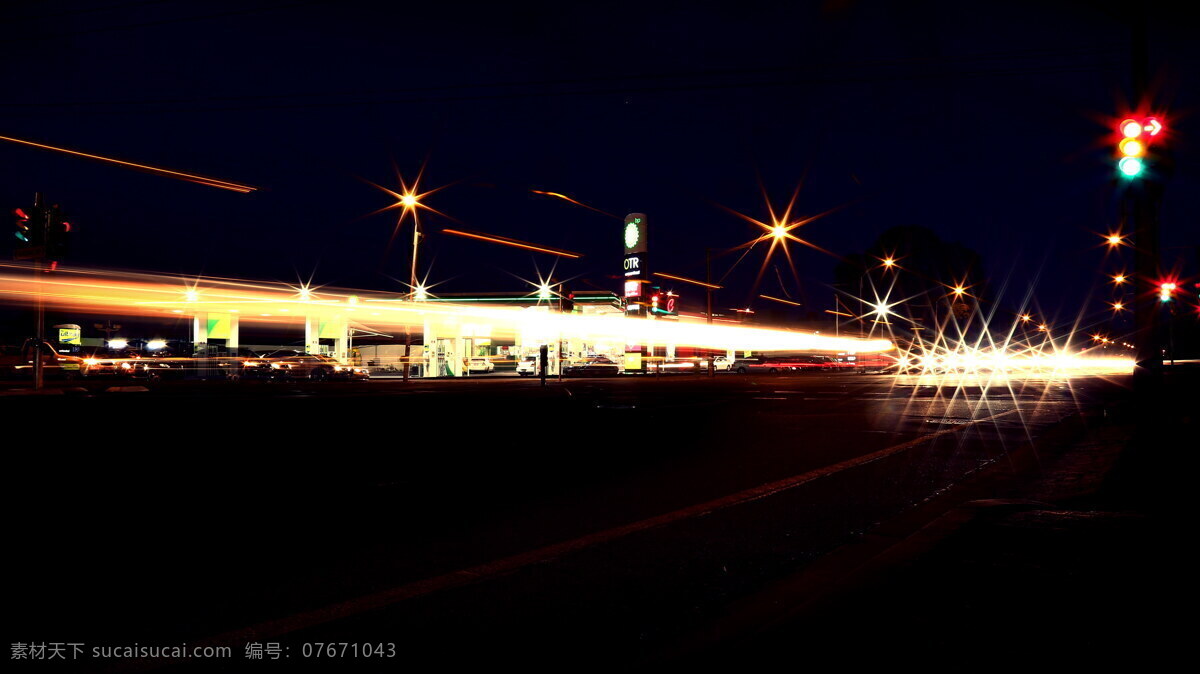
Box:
[623,213,647,253]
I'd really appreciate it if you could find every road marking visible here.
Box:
[164,408,1019,665]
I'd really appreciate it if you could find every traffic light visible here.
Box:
[1159,282,1176,303]
[1116,116,1164,179]
[44,205,70,261]
[13,206,44,247]
[559,291,575,313]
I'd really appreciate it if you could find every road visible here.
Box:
[7,371,1127,669]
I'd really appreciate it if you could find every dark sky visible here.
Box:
[2,0,1197,322]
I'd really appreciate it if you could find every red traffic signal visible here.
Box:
[13,205,45,247]
[1116,116,1165,179]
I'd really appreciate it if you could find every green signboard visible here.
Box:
[318,319,342,339]
[623,213,648,254]
[206,313,232,340]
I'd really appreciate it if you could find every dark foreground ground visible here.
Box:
[682,367,1195,669]
[4,368,1193,671]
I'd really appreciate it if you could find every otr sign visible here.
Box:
[623,256,641,274]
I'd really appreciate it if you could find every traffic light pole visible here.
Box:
[32,193,46,390]
[34,261,45,390]
[1132,186,1162,372]
[1130,17,1162,380]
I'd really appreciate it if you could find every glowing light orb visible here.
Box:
[1119,157,1144,177]
[1119,138,1145,157]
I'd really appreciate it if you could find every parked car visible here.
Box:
[515,355,539,376]
[466,357,494,374]
[80,351,137,378]
[0,339,86,379]
[242,351,369,381]
[729,356,777,374]
[562,356,621,377]
[712,355,733,371]
[729,355,835,374]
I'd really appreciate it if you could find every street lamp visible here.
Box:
[400,190,423,383]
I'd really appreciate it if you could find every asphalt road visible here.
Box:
[7,371,1128,670]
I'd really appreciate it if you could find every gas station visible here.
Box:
[0,209,896,377]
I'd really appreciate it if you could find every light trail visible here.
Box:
[530,190,616,218]
[653,272,722,289]
[759,294,802,306]
[0,134,257,193]
[0,264,889,354]
[442,228,583,258]
[0,264,1139,375]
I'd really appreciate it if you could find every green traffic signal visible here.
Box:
[1118,156,1144,178]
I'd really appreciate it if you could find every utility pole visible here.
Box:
[706,248,715,377]
[402,220,420,383]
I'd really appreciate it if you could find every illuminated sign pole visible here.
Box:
[622,213,649,371]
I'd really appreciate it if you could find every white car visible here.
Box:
[515,355,539,376]
[712,356,733,371]
[467,357,494,374]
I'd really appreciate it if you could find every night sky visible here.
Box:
[3,1,1197,324]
